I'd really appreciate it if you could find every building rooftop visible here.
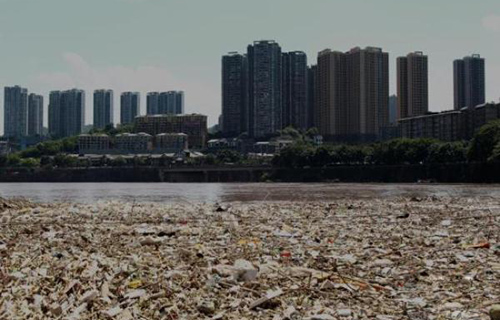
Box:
[136,113,207,118]
[156,133,188,137]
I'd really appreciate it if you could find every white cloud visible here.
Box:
[28,52,219,126]
[482,14,500,32]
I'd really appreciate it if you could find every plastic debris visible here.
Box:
[491,305,500,320]
[0,196,498,319]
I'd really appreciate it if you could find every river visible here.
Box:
[0,183,499,203]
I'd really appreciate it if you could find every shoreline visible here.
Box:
[1,162,500,183]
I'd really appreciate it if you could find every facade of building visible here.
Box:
[316,50,346,138]
[120,92,140,125]
[221,42,311,138]
[388,95,398,125]
[4,86,28,139]
[93,89,114,130]
[222,52,247,137]
[399,103,500,141]
[307,65,317,129]
[155,133,188,152]
[282,51,308,130]
[147,92,160,115]
[27,94,44,137]
[147,91,184,115]
[247,40,282,138]
[159,91,184,114]
[49,89,86,138]
[115,133,152,153]
[350,47,389,141]
[454,54,485,110]
[315,47,389,142]
[134,114,208,149]
[78,134,111,154]
[397,51,428,119]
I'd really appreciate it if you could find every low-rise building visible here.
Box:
[115,133,152,154]
[207,138,241,151]
[155,133,188,153]
[78,134,111,154]
[134,114,208,149]
[253,139,294,155]
[399,102,500,141]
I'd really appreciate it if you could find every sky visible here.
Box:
[0,0,499,133]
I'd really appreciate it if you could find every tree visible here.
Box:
[468,120,500,162]
[371,139,436,165]
[0,155,8,167]
[305,127,319,139]
[110,156,127,167]
[53,153,75,168]
[272,143,314,168]
[40,155,52,167]
[7,154,21,167]
[20,158,40,168]
[310,146,332,167]
[279,127,303,141]
[487,141,500,162]
[427,142,467,163]
[215,149,242,164]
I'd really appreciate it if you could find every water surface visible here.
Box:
[0,183,499,203]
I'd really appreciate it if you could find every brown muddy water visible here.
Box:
[0,183,499,203]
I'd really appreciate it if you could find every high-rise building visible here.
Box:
[221,52,247,137]
[147,92,160,115]
[454,54,485,110]
[315,47,389,141]
[388,95,398,125]
[120,92,140,125]
[397,52,428,119]
[282,51,308,130]
[172,91,184,114]
[3,86,28,139]
[147,91,184,115]
[93,89,114,130]
[307,65,317,129]
[349,47,389,140]
[247,40,282,138]
[49,89,85,138]
[28,94,44,136]
[316,50,347,138]
[159,91,184,114]
[48,91,62,139]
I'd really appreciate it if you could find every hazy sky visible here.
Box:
[0,0,499,133]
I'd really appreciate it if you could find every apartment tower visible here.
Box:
[221,52,247,137]
[49,89,85,138]
[282,51,308,130]
[93,89,114,129]
[397,51,428,119]
[247,40,282,138]
[4,86,28,139]
[120,92,140,125]
[454,54,485,110]
[315,47,389,141]
[28,93,44,136]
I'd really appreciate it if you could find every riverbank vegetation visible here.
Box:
[2,120,500,169]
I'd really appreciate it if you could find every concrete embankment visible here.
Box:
[1,162,500,183]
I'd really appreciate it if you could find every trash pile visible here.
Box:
[0,196,499,319]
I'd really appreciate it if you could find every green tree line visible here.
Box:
[273,120,500,168]
[3,120,500,169]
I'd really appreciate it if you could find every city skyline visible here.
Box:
[0,48,492,138]
[0,0,499,134]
